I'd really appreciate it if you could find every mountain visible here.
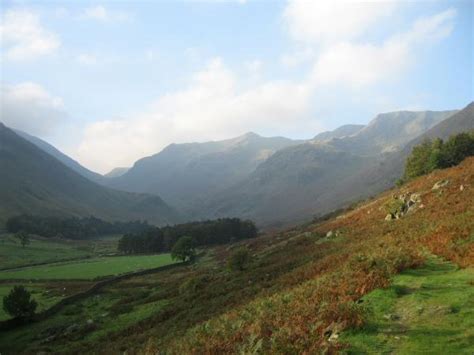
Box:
[0,123,179,226]
[14,129,104,184]
[105,132,301,216]
[204,109,460,226]
[315,102,474,219]
[328,110,457,156]
[104,167,130,178]
[312,124,364,142]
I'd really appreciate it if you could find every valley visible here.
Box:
[1,1,472,353]
[0,154,472,353]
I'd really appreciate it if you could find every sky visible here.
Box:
[1,0,473,174]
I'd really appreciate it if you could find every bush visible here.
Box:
[171,236,196,262]
[3,286,38,319]
[227,247,251,271]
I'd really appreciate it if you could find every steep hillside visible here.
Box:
[205,109,459,226]
[106,132,301,215]
[0,123,178,226]
[160,156,474,353]
[14,130,104,184]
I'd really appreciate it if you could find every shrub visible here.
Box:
[3,286,38,319]
[171,236,196,262]
[227,247,251,271]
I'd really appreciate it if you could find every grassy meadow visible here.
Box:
[0,254,177,280]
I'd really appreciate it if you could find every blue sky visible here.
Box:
[1,0,473,173]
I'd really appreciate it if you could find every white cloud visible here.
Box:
[76,58,313,173]
[0,82,67,136]
[311,8,457,88]
[283,0,397,44]
[0,9,60,61]
[81,5,131,22]
[280,47,315,68]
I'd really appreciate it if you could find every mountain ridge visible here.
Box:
[0,124,179,226]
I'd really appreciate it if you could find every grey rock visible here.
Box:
[432,179,449,190]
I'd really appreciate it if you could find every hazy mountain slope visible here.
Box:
[0,123,178,226]
[14,129,104,184]
[104,167,130,178]
[106,132,301,213]
[204,109,459,226]
[330,110,457,155]
[312,124,364,142]
[206,143,375,226]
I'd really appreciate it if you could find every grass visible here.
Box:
[0,277,169,354]
[341,257,474,354]
[0,234,91,269]
[0,234,122,270]
[0,254,177,280]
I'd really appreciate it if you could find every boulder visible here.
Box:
[432,179,449,190]
[410,193,421,203]
[326,230,334,238]
[385,214,394,221]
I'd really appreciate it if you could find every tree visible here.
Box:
[227,247,250,271]
[403,139,435,180]
[3,286,37,319]
[439,132,474,168]
[15,231,30,248]
[171,236,196,262]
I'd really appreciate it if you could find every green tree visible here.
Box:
[171,236,196,262]
[3,286,37,319]
[15,231,30,248]
[403,139,435,180]
[227,247,251,271]
[439,132,474,168]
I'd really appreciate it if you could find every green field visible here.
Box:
[0,234,122,269]
[341,257,474,354]
[0,254,177,280]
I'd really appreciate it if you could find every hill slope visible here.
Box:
[162,156,474,353]
[14,129,104,184]
[0,123,178,226]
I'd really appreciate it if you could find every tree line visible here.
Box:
[401,131,474,183]
[5,215,151,240]
[118,218,258,254]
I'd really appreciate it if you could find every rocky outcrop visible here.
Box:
[384,192,422,220]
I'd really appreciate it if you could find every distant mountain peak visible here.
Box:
[242,131,260,138]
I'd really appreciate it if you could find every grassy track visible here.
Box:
[0,254,177,280]
[341,257,474,354]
